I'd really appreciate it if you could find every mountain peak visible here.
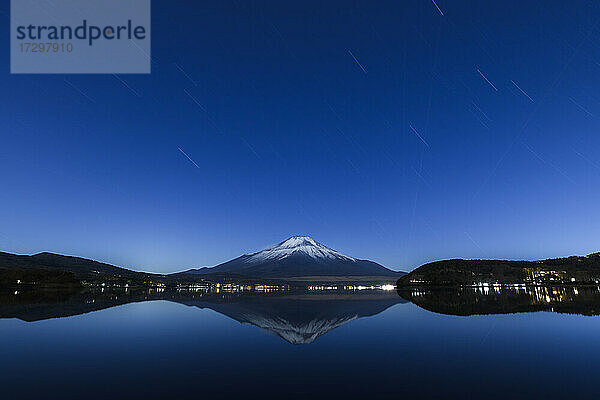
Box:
[245,236,356,263]
[278,236,320,248]
[187,236,400,278]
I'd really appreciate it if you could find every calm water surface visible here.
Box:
[1,288,599,399]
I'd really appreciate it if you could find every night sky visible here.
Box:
[1,0,600,272]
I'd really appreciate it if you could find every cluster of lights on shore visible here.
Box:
[171,282,397,293]
[308,284,396,291]
[12,278,396,295]
[409,282,600,304]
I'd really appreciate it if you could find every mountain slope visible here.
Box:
[396,252,600,287]
[0,251,170,286]
[0,252,133,276]
[186,236,402,279]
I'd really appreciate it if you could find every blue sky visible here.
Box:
[1,0,600,272]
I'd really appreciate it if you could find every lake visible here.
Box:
[1,286,599,399]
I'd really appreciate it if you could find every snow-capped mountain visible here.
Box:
[243,236,356,263]
[186,236,401,278]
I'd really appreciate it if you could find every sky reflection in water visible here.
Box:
[1,289,599,399]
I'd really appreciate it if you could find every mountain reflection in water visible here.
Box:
[398,284,600,316]
[3,285,600,400]
[3,283,600,346]
[0,287,406,344]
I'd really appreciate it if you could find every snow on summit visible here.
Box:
[243,236,357,263]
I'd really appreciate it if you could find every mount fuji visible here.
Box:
[185,236,403,280]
